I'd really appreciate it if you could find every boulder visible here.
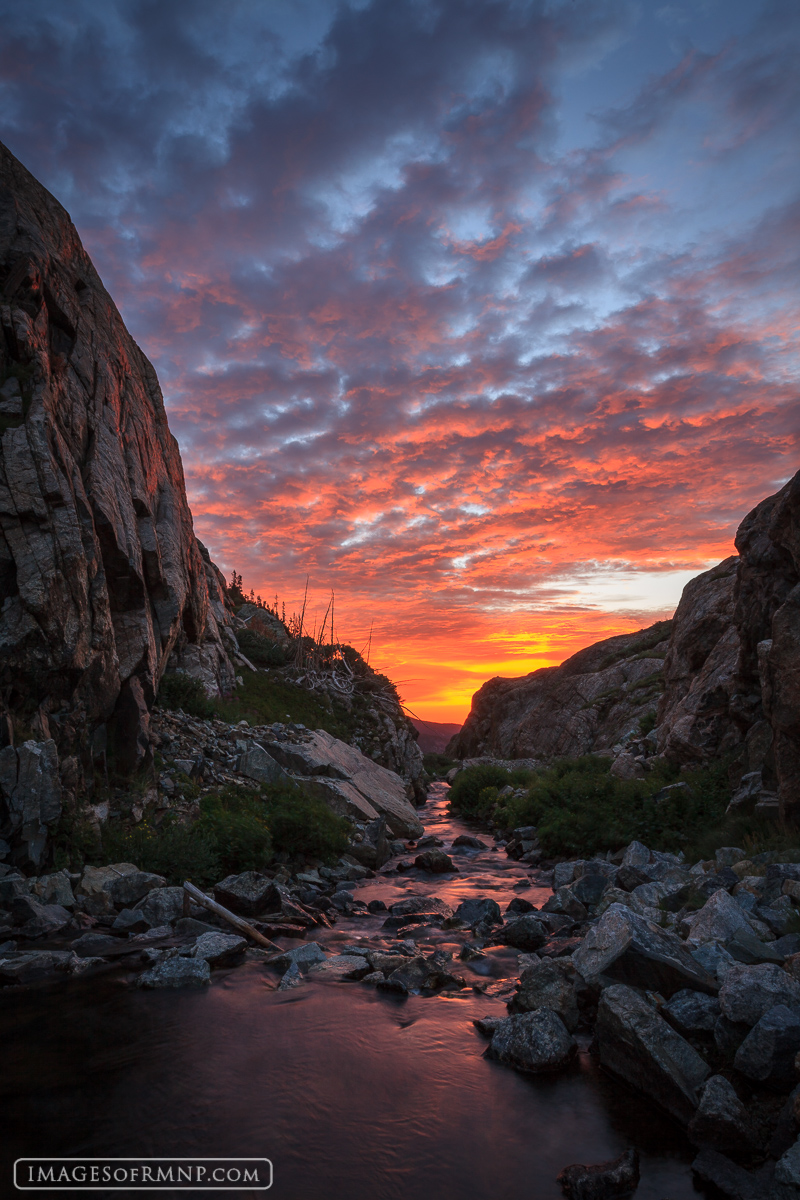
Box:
[11,895,72,937]
[272,943,328,974]
[307,954,372,981]
[264,729,423,838]
[734,1005,800,1090]
[595,984,710,1125]
[662,988,720,1036]
[502,914,549,952]
[512,958,582,1031]
[691,1148,774,1200]
[727,925,785,965]
[542,888,588,921]
[719,963,800,1026]
[378,956,437,994]
[414,850,457,873]
[133,886,185,927]
[235,744,287,785]
[111,908,151,935]
[32,870,75,909]
[107,870,166,908]
[213,872,277,917]
[191,932,248,968]
[452,835,486,849]
[776,1136,800,1187]
[78,863,138,899]
[277,962,304,991]
[572,904,718,997]
[485,1009,577,1073]
[71,931,122,957]
[454,897,502,927]
[688,1075,759,1155]
[556,1148,640,1200]
[690,940,737,983]
[137,955,211,989]
[685,889,759,946]
[0,740,63,869]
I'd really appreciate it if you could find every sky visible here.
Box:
[0,0,797,722]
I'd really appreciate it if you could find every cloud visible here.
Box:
[0,0,797,718]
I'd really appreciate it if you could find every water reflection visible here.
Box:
[0,784,705,1199]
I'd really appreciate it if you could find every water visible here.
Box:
[1,785,705,1199]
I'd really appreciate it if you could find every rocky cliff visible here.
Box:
[449,469,800,822]
[0,141,236,866]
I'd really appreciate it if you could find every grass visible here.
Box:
[449,753,800,862]
[96,780,351,886]
[423,752,458,778]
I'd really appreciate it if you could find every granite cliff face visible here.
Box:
[0,142,236,864]
[450,470,800,822]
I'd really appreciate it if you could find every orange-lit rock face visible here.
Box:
[2,2,796,719]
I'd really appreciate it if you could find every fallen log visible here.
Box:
[183,881,281,952]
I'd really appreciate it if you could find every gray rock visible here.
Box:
[727,925,785,965]
[663,989,721,1036]
[111,908,152,934]
[571,873,610,908]
[553,861,584,889]
[192,932,248,968]
[213,872,276,917]
[272,943,328,973]
[107,871,166,908]
[414,850,457,873]
[556,1147,640,1200]
[137,955,211,989]
[390,895,454,920]
[452,835,486,849]
[776,1136,800,1186]
[685,889,758,946]
[595,984,710,1125]
[542,887,588,920]
[502,914,549,951]
[688,1075,759,1154]
[0,740,63,869]
[486,1009,577,1073]
[277,962,304,990]
[173,917,220,937]
[719,963,800,1026]
[512,957,581,1031]
[473,1015,504,1037]
[235,744,287,785]
[454,897,502,926]
[734,1005,800,1090]
[133,886,185,927]
[11,895,72,937]
[505,897,536,915]
[691,940,737,983]
[572,903,718,998]
[307,954,371,981]
[71,931,122,957]
[32,870,75,909]
[713,1015,751,1057]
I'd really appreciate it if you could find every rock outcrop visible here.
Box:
[450,468,800,821]
[447,621,672,762]
[0,140,236,864]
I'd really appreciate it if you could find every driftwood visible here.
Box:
[183,881,280,953]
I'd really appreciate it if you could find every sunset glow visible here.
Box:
[2,0,797,721]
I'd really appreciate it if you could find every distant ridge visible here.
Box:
[411,720,462,755]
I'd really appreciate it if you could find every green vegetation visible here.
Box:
[422,752,458,779]
[157,671,214,718]
[96,780,351,886]
[447,754,758,860]
[236,628,290,667]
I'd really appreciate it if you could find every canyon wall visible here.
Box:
[0,141,236,865]
[449,470,800,822]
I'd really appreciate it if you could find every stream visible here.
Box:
[0,783,705,1199]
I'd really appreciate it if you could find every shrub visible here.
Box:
[258,783,351,862]
[157,671,214,718]
[196,786,274,877]
[423,752,457,778]
[100,817,222,886]
[448,764,514,819]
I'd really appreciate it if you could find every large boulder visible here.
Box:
[133,886,185,927]
[719,963,800,1026]
[235,744,287,786]
[265,729,423,838]
[572,904,718,998]
[556,1148,640,1200]
[688,1075,759,1155]
[191,932,247,969]
[107,870,166,908]
[485,1009,577,1073]
[213,872,276,917]
[0,739,62,868]
[734,1005,800,1090]
[454,897,502,927]
[137,954,211,989]
[595,984,710,1125]
[502,914,549,952]
[684,889,759,946]
[511,957,582,1032]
